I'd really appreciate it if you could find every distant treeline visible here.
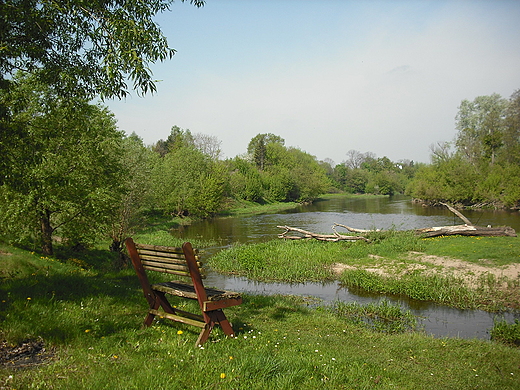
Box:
[1,74,518,255]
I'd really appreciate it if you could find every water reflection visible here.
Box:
[172,195,520,340]
[205,272,520,340]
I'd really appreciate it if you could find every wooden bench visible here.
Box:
[125,238,242,346]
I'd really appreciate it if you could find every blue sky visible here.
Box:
[106,0,520,165]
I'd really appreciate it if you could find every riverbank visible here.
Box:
[1,243,520,389]
[209,233,520,312]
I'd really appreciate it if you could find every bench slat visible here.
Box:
[144,266,191,277]
[142,259,190,272]
[136,243,199,255]
[139,254,203,268]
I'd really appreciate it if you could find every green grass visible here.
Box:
[339,269,484,309]
[491,319,520,347]
[329,299,417,334]
[422,235,520,266]
[2,230,520,388]
[218,199,301,217]
[209,233,520,311]
[1,247,520,389]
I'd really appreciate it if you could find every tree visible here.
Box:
[455,93,508,166]
[1,1,204,184]
[344,149,364,169]
[501,89,520,165]
[0,75,125,255]
[0,0,204,100]
[247,133,285,170]
[151,146,225,218]
[108,133,155,261]
[153,126,195,156]
[193,133,223,160]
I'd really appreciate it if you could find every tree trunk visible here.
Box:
[40,209,53,256]
[415,225,517,237]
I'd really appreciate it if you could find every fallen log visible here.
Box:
[277,225,370,242]
[415,224,517,238]
[277,203,516,241]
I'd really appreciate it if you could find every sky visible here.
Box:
[106,0,520,166]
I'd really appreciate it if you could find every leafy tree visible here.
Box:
[0,0,204,99]
[151,146,224,218]
[226,157,264,202]
[247,133,285,170]
[501,89,520,165]
[153,126,195,156]
[0,75,125,255]
[455,94,508,166]
[0,1,204,184]
[108,133,155,260]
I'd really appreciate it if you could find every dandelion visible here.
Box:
[229,356,233,360]
[85,329,91,333]
[27,297,31,300]
[177,330,183,335]
[220,373,226,379]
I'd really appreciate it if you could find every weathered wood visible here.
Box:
[277,203,516,240]
[125,238,243,346]
[277,225,370,242]
[415,224,517,237]
[333,223,379,233]
[439,202,474,225]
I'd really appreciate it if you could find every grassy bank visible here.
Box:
[209,232,520,311]
[1,244,520,389]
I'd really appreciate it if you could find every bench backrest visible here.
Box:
[134,242,203,279]
[125,238,205,306]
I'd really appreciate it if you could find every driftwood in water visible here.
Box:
[415,202,517,237]
[277,225,370,242]
[415,224,517,237]
[277,203,517,241]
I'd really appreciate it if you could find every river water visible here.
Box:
[172,195,520,340]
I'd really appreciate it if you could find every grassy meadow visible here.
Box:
[1,225,520,388]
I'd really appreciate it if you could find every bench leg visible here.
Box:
[196,310,236,346]
[144,291,177,327]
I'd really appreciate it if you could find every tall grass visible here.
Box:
[209,240,338,282]
[339,269,482,309]
[209,231,425,282]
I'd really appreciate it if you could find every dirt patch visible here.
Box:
[332,252,520,289]
[0,338,55,370]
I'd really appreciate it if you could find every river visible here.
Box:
[171,195,520,340]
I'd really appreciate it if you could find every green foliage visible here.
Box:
[227,134,329,204]
[151,145,225,218]
[407,155,480,204]
[330,300,417,334]
[0,74,125,254]
[409,90,520,207]
[0,0,204,99]
[491,319,520,347]
[455,93,508,166]
[331,153,416,196]
[108,133,156,254]
[247,133,285,170]
[226,157,264,202]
